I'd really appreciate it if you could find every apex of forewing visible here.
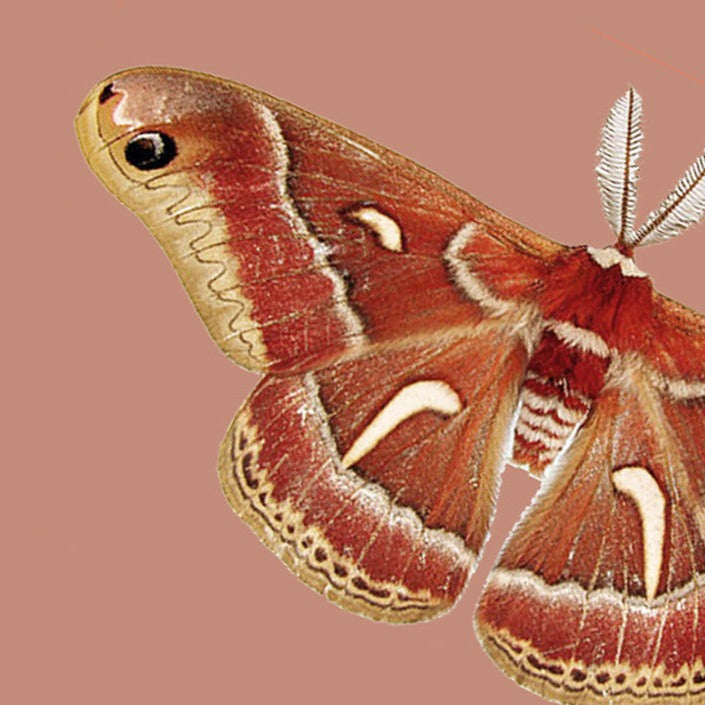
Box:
[596,87,705,249]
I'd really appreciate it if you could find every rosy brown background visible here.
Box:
[6,2,704,703]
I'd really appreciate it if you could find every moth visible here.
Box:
[76,68,705,705]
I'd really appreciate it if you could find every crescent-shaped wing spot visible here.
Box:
[341,380,462,469]
[345,205,404,252]
[611,465,666,600]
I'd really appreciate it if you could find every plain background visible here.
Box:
[5,2,705,703]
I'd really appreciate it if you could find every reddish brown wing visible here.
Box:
[650,293,705,382]
[475,357,705,704]
[76,67,564,374]
[220,324,528,621]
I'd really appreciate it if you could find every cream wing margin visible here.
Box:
[75,83,267,371]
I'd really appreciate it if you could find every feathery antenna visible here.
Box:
[597,87,705,250]
[632,152,705,247]
[596,87,642,247]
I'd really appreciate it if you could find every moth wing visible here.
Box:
[649,291,705,382]
[76,67,564,374]
[475,359,705,704]
[220,323,530,622]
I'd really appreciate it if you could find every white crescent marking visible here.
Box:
[444,223,511,315]
[347,206,404,252]
[341,380,462,469]
[611,466,666,601]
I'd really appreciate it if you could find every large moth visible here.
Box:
[76,68,705,705]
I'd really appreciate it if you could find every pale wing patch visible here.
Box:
[652,372,705,400]
[346,206,404,252]
[612,466,666,600]
[341,380,462,469]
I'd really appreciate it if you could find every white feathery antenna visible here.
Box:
[633,152,705,246]
[596,87,705,249]
[596,86,643,246]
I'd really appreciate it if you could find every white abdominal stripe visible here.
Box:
[514,379,588,465]
[341,380,462,469]
[520,386,587,425]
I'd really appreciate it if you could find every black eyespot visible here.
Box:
[124,132,177,171]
